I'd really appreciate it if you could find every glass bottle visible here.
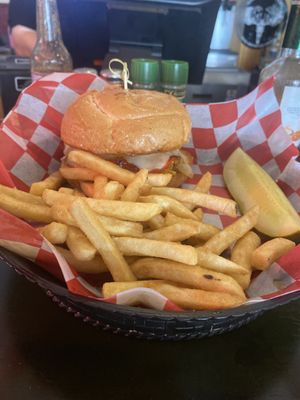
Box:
[130,59,159,90]
[259,2,300,141]
[161,60,189,101]
[31,0,73,81]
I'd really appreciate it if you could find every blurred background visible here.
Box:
[0,0,293,117]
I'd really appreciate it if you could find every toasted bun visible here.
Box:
[61,86,191,155]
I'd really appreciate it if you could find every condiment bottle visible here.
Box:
[161,60,189,101]
[259,1,300,143]
[130,58,159,90]
[31,0,73,81]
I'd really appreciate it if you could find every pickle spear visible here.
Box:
[223,148,300,238]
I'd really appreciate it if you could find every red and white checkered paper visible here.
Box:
[0,72,300,311]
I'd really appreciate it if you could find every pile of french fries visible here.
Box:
[0,149,296,311]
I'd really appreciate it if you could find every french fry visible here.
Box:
[70,199,136,281]
[0,192,52,223]
[55,246,108,274]
[38,222,68,244]
[86,198,163,222]
[147,214,165,230]
[147,173,172,187]
[44,190,162,221]
[231,231,261,289]
[251,238,295,271]
[51,204,143,237]
[130,258,246,299]
[197,248,248,275]
[202,206,260,255]
[68,150,135,185]
[66,226,97,261]
[102,181,125,200]
[150,187,238,217]
[58,187,74,195]
[73,189,85,197]
[193,208,204,220]
[43,189,74,206]
[80,182,94,197]
[176,150,194,178]
[93,176,108,199]
[113,237,198,265]
[0,183,45,205]
[60,166,99,181]
[144,223,200,242]
[121,169,148,201]
[30,171,64,196]
[51,203,77,226]
[102,280,245,310]
[0,239,38,260]
[139,195,198,220]
[194,172,212,193]
[164,212,220,241]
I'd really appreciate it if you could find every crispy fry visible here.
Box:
[144,223,200,242]
[102,181,125,200]
[121,169,148,201]
[197,248,248,275]
[44,190,162,221]
[66,226,97,261]
[70,199,136,281]
[80,182,94,197]
[0,183,45,205]
[193,207,204,220]
[55,246,108,274]
[113,237,198,265]
[0,192,52,223]
[147,214,165,230]
[93,176,108,199]
[194,172,212,193]
[59,166,99,181]
[150,187,238,217]
[51,204,77,226]
[58,187,74,195]
[130,258,246,299]
[86,198,163,222]
[202,206,260,255]
[251,238,295,271]
[73,189,85,197]
[102,280,245,310]
[51,203,143,237]
[231,231,261,289]
[68,150,135,185]
[30,171,64,196]
[43,189,74,206]
[139,195,198,220]
[164,213,220,241]
[177,150,194,178]
[38,222,68,244]
[147,173,172,187]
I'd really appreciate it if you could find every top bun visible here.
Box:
[61,86,191,155]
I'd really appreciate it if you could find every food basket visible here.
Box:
[1,247,299,340]
[0,72,300,340]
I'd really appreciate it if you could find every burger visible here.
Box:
[61,85,193,186]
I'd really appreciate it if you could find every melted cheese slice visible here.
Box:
[125,151,180,170]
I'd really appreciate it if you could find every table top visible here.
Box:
[0,259,300,400]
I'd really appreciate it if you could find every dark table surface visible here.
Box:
[0,260,300,400]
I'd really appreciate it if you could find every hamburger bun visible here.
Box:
[61,86,191,156]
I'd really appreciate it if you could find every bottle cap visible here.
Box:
[130,59,159,85]
[161,60,189,85]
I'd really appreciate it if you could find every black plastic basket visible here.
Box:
[1,248,299,341]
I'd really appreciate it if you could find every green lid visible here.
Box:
[130,58,159,85]
[161,60,189,85]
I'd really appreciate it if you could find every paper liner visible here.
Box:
[0,72,300,311]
